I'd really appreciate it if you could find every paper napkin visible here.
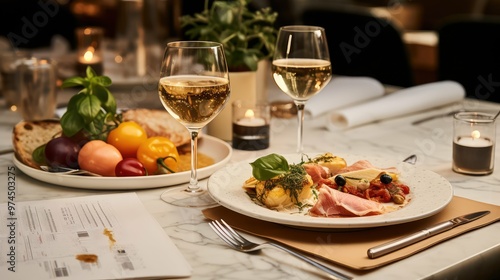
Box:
[326,80,465,130]
[305,76,385,118]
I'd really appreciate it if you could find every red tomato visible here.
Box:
[78,140,123,176]
[115,158,147,177]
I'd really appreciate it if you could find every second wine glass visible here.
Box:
[158,41,230,207]
[272,25,332,153]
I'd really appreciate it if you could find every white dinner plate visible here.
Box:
[207,153,453,229]
[14,135,232,190]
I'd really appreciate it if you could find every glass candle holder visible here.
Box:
[232,100,270,151]
[452,112,496,175]
[76,27,104,75]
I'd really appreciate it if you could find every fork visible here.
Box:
[209,219,352,280]
[40,165,102,176]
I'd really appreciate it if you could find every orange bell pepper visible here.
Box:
[136,136,179,175]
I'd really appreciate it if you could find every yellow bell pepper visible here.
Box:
[136,136,179,175]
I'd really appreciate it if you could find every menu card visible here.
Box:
[0,193,191,279]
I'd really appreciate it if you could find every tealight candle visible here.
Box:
[236,109,266,127]
[453,113,496,175]
[232,101,270,151]
[76,27,104,75]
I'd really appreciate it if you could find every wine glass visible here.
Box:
[272,26,332,153]
[159,41,230,207]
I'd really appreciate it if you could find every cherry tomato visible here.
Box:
[136,136,179,174]
[107,121,148,158]
[115,158,147,177]
[78,140,123,176]
[44,136,80,169]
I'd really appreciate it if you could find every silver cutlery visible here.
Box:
[0,148,14,155]
[40,165,102,176]
[367,210,490,259]
[412,110,464,125]
[209,219,352,280]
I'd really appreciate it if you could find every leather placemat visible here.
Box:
[202,196,500,270]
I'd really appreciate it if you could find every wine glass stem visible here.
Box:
[295,102,306,153]
[187,129,200,192]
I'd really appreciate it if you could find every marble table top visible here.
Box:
[0,87,499,279]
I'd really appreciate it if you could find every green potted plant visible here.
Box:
[181,0,278,140]
[180,0,278,72]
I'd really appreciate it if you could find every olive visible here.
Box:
[334,175,346,186]
[380,173,393,184]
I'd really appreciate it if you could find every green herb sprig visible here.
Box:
[60,67,119,140]
[250,154,309,204]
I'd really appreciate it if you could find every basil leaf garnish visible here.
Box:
[250,153,289,181]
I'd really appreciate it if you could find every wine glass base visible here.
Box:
[160,186,218,207]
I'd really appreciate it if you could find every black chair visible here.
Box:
[301,6,414,88]
[438,15,500,103]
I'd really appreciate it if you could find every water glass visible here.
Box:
[16,58,58,120]
[0,51,32,110]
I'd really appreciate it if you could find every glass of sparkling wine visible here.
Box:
[272,25,332,153]
[159,41,230,207]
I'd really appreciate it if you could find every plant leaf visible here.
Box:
[61,77,88,88]
[92,76,112,87]
[180,0,277,71]
[250,153,289,181]
[77,94,102,123]
[92,84,116,113]
[32,144,46,165]
[86,66,97,78]
[60,110,85,137]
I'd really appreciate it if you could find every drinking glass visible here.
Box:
[159,41,230,207]
[272,25,332,153]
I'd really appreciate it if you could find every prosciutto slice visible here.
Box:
[303,163,329,183]
[309,186,386,217]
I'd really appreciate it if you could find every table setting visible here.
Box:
[2,65,500,279]
[1,8,500,278]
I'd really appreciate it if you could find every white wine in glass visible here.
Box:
[159,41,230,207]
[272,26,332,153]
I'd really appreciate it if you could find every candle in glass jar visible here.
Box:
[453,113,496,175]
[232,108,270,151]
[76,27,104,75]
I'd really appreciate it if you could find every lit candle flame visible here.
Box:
[244,109,255,118]
[83,46,95,62]
[471,130,481,139]
[83,49,94,62]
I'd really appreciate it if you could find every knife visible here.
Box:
[367,210,490,259]
[411,110,463,125]
[0,149,14,155]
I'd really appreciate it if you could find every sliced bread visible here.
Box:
[122,108,191,147]
[12,119,62,169]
